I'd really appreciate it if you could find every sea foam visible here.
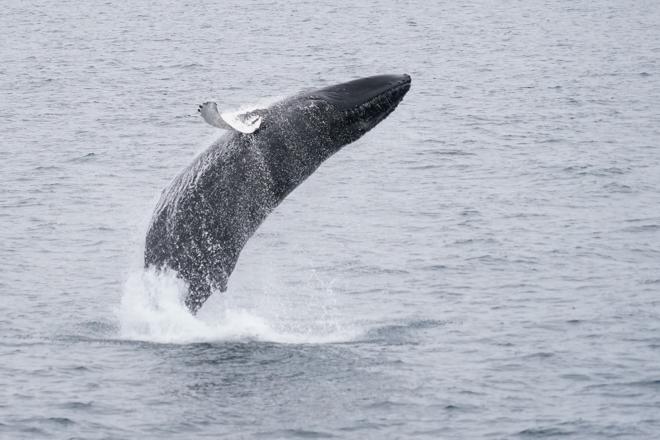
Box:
[116,268,359,345]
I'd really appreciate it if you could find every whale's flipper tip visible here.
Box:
[199,101,231,130]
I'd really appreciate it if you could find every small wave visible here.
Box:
[68,152,97,163]
[603,182,633,193]
[626,379,660,388]
[563,165,629,177]
[16,417,75,427]
[641,279,660,285]
[258,429,335,438]
[621,224,660,233]
[59,401,93,410]
[518,426,573,437]
[115,269,360,345]
[364,319,448,344]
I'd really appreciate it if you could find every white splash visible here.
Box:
[116,268,360,345]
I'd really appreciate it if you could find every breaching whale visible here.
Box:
[145,74,411,313]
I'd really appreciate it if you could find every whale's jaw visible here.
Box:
[314,74,411,113]
[312,74,412,139]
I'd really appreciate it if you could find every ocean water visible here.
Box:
[2,0,660,438]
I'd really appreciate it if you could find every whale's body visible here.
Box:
[145,74,411,313]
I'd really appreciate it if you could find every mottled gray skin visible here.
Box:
[145,74,411,313]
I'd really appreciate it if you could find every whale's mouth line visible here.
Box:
[345,78,410,113]
[343,77,411,119]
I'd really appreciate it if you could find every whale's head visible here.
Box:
[249,74,410,198]
[262,74,411,154]
[304,74,412,144]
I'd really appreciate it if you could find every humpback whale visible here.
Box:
[145,74,411,313]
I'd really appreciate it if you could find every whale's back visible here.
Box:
[144,133,276,311]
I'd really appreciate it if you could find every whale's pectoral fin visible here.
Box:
[198,101,233,130]
[198,102,263,134]
[219,110,262,134]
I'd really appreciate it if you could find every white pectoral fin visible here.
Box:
[220,110,262,134]
[198,102,262,134]
[199,101,233,129]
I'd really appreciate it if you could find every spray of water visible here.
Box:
[116,267,360,345]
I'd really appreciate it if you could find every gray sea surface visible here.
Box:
[2,0,660,438]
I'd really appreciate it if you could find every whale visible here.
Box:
[144,74,411,313]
